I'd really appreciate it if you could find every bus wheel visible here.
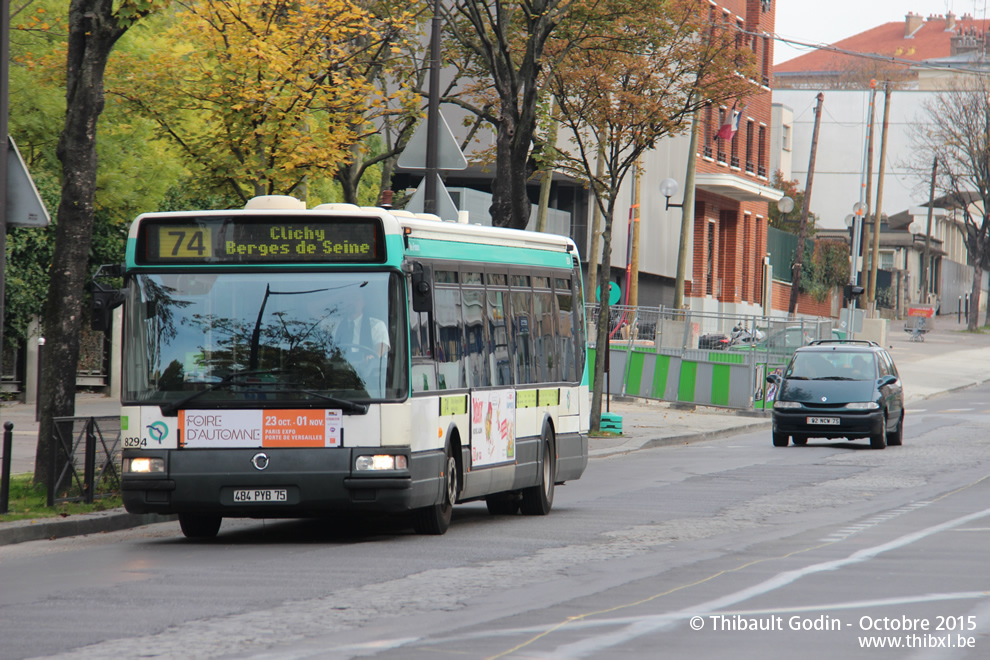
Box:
[413,446,456,535]
[520,429,555,516]
[179,513,222,539]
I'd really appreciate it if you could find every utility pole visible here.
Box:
[0,1,10,383]
[628,158,642,308]
[674,107,700,309]
[535,99,558,233]
[861,81,878,293]
[586,144,606,302]
[787,92,824,316]
[921,157,937,300]
[869,83,892,304]
[423,0,442,215]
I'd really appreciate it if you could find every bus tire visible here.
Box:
[413,445,456,535]
[179,513,222,539]
[520,429,555,516]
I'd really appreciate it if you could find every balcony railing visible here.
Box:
[745,160,755,174]
[730,156,740,169]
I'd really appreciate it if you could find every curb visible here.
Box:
[590,419,773,457]
[0,510,176,547]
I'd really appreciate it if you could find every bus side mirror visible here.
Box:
[410,263,433,313]
[91,264,127,332]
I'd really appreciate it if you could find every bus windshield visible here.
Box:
[123,271,407,405]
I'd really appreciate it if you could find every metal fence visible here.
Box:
[585,304,838,410]
[49,416,122,506]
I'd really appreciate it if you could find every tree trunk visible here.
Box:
[35,0,128,485]
[589,202,616,433]
[969,263,982,332]
[490,109,536,229]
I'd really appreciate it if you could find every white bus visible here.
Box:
[96,196,589,538]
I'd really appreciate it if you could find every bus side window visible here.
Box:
[434,287,466,390]
[509,284,534,385]
[555,278,576,383]
[533,288,556,383]
[486,287,511,387]
[463,288,490,388]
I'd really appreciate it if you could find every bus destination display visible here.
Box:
[141,217,383,264]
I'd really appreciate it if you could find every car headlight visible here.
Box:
[124,457,165,473]
[773,400,802,409]
[845,401,880,410]
[355,454,408,471]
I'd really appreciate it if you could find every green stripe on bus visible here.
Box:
[517,390,538,408]
[652,354,670,398]
[711,364,731,407]
[626,351,645,395]
[440,395,467,416]
[406,238,573,269]
[678,361,697,402]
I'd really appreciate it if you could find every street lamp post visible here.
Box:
[844,202,868,337]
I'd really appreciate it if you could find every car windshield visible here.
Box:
[786,351,877,381]
[123,271,407,405]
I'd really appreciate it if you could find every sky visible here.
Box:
[774,1,989,64]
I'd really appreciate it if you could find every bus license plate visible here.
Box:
[807,417,840,425]
[233,489,287,503]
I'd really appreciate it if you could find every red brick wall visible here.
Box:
[771,281,834,317]
[684,0,775,309]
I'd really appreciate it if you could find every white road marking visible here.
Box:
[545,505,990,658]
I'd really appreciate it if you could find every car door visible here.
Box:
[877,350,903,426]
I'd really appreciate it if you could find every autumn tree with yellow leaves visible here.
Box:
[112,0,425,203]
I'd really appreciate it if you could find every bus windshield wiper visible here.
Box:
[292,390,369,414]
[160,369,283,415]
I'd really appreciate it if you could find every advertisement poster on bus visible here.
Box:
[179,409,342,448]
[470,390,516,467]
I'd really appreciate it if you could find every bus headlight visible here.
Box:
[125,457,165,473]
[355,454,408,471]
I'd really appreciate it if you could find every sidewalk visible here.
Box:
[3,317,990,545]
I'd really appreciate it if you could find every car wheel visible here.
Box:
[178,513,222,539]
[887,411,904,446]
[413,446,457,534]
[520,428,555,515]
[772,432,789,447]
[792,437,808,446]
[870,415,887,449]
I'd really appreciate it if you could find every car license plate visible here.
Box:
[807,417,840,425]
[233,489,287,503]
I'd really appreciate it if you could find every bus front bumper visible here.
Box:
[121,447,435,518]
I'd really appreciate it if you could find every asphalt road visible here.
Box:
[1,384,989,660]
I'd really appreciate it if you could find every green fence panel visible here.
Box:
[626,351,645,395]
[711,364,731,407]
[652,354,671,398]
[678,361,698,402]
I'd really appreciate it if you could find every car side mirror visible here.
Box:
[766,373,780,385]
[878,375,897,387]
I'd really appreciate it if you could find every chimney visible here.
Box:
[905,12,924,37]
[945,11,956,31]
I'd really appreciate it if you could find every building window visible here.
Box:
[745,120,755,174]
[880,251,894,270]
[717,108,727,163]
[758,125,767,178]
[706,222,716,296]
[782,124,791,151]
